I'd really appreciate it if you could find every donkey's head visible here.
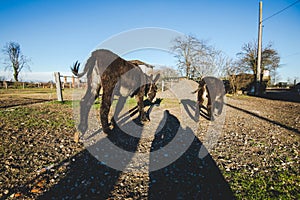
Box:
[145,73,160,102]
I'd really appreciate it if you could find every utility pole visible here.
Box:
[256,1,263,95]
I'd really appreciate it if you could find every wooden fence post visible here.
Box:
[4,81,8,89]
[54,72,63,102]
[72,76,75,88]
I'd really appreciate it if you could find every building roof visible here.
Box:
[129,60,154,68]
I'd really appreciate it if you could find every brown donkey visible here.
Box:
[192,76,225,120]
[71,49,160,134]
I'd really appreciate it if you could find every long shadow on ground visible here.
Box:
[259,90,300,103]
[39,124,141,199]
[39,108,234,199]
[181,99,211,121]
[38,149,121,200]
[149,111,234,199]
[226,103,300,135]
[39,106,143,199]
[0,98,54,108]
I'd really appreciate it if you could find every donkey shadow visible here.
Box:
[112,98,163,127]
[39,121,142,200]
[181,99,211,121]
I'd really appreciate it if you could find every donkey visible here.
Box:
[71,49,160,134]
[192,76,225,120]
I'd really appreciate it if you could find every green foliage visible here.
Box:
[0,103,75,130]
[224,168,300,199]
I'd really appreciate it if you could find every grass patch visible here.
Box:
[160,98,179,109]
[0,103,75,130]
[227,94,251,99]
[92,96,139,110]
[49,100,74,106]
[224,167,300,199]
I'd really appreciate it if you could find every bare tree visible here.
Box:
[2,42,30,81]
[156,65,179,79]
[237,40,280,81]
[210,50,234,79]
[225,60,244,94]
[171,35,215,79]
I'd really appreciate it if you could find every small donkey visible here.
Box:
[71,49,160,134]
[192,76,225,120]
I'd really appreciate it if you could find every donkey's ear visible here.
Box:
[153,73,160,83]
[149,74,153,80]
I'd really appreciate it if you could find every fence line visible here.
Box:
[1,73,86,102]
[54,72,86,102]
[0,81,55,89]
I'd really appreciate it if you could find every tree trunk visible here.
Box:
[186,64,190,79]
[13,70,19,82]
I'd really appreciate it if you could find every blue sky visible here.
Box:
[0,0,299,82]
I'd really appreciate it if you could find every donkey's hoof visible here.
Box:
[141,118,150,123]
[74,132,80,143]
[78,123,87,134]
[102,127,112,134]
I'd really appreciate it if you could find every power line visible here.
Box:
[263,0,300,22]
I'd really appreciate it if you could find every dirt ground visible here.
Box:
[0,86,299,199]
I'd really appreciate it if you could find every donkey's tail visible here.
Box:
[71,56,96,78]
[71,60,81,77]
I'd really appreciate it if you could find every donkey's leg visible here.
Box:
[79,84,101,134]
[136,87,147,122]
[100,87,113,134]
[112,95,127,127]
[216,96,224,115]
[207,90,213,120]
[198,89,205,111]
